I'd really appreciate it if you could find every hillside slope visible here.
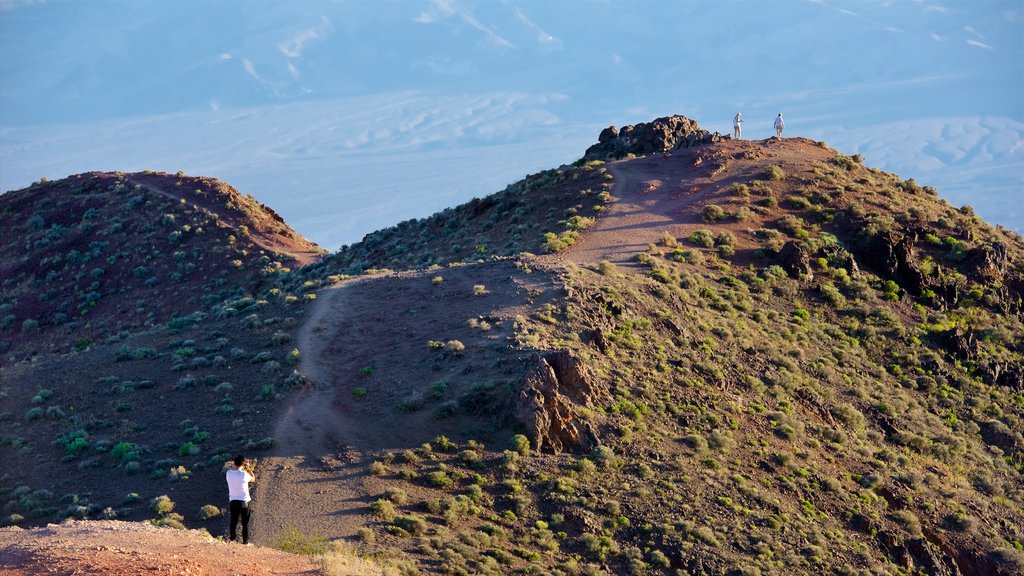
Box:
[0,170,323,365]
[1,116,1022,576]
[254,126,1023,575]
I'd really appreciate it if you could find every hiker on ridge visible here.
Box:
[733,113,743,139]
[226,455,256,545]
[774,113,785,139]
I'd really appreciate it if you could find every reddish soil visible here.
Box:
[251,137,833,544]
[548,137,833,267]
[125,172,324,266]
[0,137,841,570]
[0,520,319,575]
[252,261,559,544]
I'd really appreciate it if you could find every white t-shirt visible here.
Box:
[734,115,742,127]
[226,468,253,502]
[775,116,784,128]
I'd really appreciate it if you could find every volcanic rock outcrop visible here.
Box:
[515,350,602,453]
[583,115,721,161]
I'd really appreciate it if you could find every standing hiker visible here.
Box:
[226,455,255,545]
[733,113,743,139]
[774,113,785,139]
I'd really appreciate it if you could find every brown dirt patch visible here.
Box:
[546,137,835,268]
[0,520,319,575]
[252,260,560,544]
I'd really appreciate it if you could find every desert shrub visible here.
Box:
[785,195,812,210]
[394,514,428,535]
[730,183,750,197]
[701,205,726,222]
[197,505,222,520]
[891,510,923,538]
[444,340,465,354]
[688,229,715,248]
[372,499,397,521]
[397,390,425,412]
[819,282,846,307]
[589,445,616,469]
[765,165,786,180]
[272,525,328,555]
[57,429,89,455]
[510,434,530,456]
[383,487,409,505]
[427,470,454,489]
[2,514,25,526]
[734,206,754,222]
[597,260,618,276]
[152,495,174,514]
[658,231,678,247]
[150,512,185,530]
[682,434,708,451]
[580,533,619,561]
[833,155,857,171]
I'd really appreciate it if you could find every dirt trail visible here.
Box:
[545,148,718,267]
[252,279,375,545]
[252,137,827,544]
[251,263,546,544]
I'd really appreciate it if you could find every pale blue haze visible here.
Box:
[1,0,1021,247]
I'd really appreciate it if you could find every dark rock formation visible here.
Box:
[965,242,1008,282]
[779,241,814,278]
[514,350,602,453]
[582,115,721,161]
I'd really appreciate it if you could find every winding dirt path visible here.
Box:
[251,137,824,544]
[545,146,723,267]
[252,280,374,545]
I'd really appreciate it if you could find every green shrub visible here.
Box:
[589,445,616,469]
[597,260,618,276]
[765,165,786,180]
[383,487,409,505]
[371,498,397,521]
[197,505,222,520]
[510,434,530,456]
[394,514,428,535]
[688,229,715,248]
[152,495,174,514]
[701,205,726,222]
[271,525,328,555]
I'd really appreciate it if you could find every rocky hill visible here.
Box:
[1,117,1022,576]
[0,171,323,365]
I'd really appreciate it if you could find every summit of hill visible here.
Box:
[0,170,323,365]
[1,116,1022,576]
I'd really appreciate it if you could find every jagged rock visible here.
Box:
[597,125,618,143]
[514,350,602,453]
[821,246,861,278]
[779,241,813,278]
[582,115,721,161]
[965,242,1008,282]
[905,537,963,576]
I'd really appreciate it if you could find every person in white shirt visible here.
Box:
[774,113,785,138]
[226,455,255,544]
[733,113,743,139]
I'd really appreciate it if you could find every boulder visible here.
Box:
[779,241,813,278]
[582,115,721,161]
[514,350,602,453]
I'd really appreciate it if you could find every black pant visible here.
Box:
[229,500,251,543]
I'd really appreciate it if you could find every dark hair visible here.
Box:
[233,455,246,467]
